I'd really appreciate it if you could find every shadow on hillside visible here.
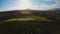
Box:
[0,21,60,34]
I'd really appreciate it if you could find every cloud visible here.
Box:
[55,0,60,8]
[44,0,52,2]
[0,6,18,11]
[30,4,57,10]
[30,0,60,10]
[44,0,60,8]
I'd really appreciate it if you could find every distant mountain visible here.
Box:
[53,8,60,12]
[53,8,60,10]
[47,8,60,12]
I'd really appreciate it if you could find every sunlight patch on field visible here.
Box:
[2,17,35,22]
[1,16,51,23]
[18,17,35,21]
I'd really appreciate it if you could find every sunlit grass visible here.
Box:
[31,16,50,21]
[2,17,35,22]
[1,16,51,23]
[18,17,35,21]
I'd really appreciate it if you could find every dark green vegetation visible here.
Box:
[0,10,60,22]
[0,10,60,34]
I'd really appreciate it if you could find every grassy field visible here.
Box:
[1,16,51,23]
[0,10,60,34]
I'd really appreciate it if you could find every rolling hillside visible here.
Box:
[0,10,60,22]
[0,10,60,34]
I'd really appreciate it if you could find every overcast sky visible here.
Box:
[0,0,60,11]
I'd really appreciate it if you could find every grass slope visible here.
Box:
[1,16,51,23]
